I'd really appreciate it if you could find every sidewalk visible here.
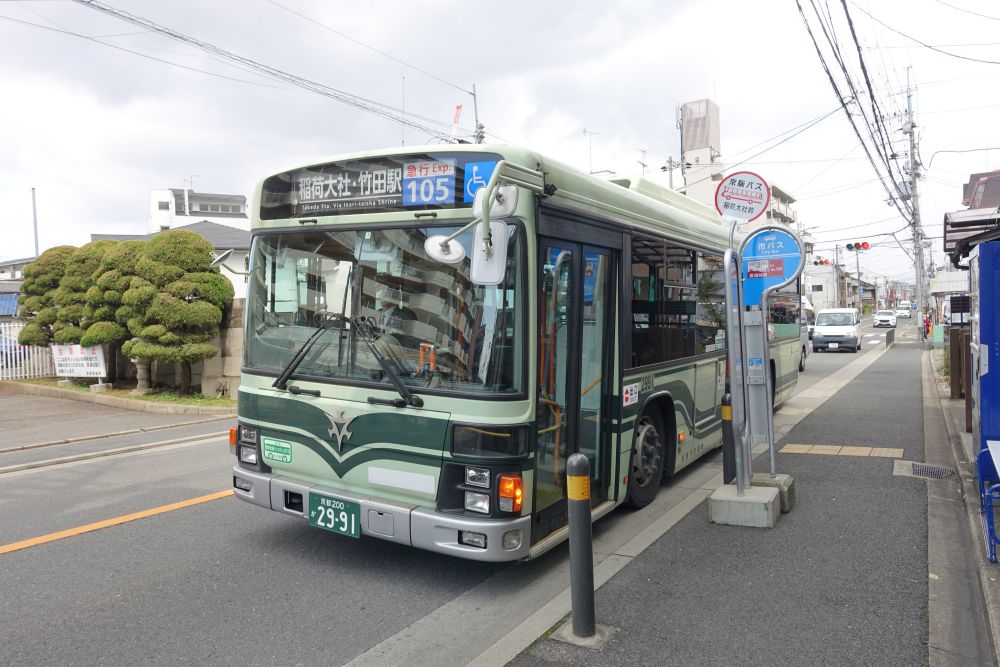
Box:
[509,344,994,666]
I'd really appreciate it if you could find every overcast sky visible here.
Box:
[2,0,999,282]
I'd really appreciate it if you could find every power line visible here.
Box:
[849,1,1000,65]
[796,0,914,224]
[0,14,301,91]
[930,0,1000,22]
[68,0,470,141]
[262,0,471,95]
[683,106,842,190]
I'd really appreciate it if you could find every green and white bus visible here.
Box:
[230,145,799,561]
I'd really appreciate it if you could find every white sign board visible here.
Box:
[714,171,770,223]
[52,344,107,378]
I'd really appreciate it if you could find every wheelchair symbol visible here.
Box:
[463,161,496,202]
[466,165,487,199]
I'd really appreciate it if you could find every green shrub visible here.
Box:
[53,325,85,344]
[136,256,184,287]
[80,321,127,346]
[143,229,214,272]
[17,322,49,346]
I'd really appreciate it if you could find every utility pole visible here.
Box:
[31,188,39,258]
[638,149,647,175]
[661,156,681,189]
[855,251,862,311]
[834,244,842,307]
[582,128,600,174]
[904,66,925,312]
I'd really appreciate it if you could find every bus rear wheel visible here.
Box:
[626,411,667,509]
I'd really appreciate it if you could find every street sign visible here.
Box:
[739,227,805,308]
[715,171,770,223]
[737,225,806,482]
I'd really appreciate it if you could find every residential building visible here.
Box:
[149,188,248,234]
[0,257,34,282]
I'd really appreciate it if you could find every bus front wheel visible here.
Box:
[626,411,667,509]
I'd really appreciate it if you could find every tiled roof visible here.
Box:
[91,221,250,250]
[0,293,18,317]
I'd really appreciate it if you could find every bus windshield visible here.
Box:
[245,223,524,396]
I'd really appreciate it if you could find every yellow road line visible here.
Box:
[0,489,233,556]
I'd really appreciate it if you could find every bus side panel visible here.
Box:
[620,357,724,477]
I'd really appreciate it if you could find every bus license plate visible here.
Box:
[308,492,361,539]
[828,342,839,349]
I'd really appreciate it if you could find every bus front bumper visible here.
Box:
[231,466,532,562]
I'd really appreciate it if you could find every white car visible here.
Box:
[873,310,897,328]
[894,308,910,318]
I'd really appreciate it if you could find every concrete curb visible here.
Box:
[0,415,232,454]
[0,432,227,476]
[0,380,236,416]
[929,350,1000,667]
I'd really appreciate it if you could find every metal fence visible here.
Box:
[0,321,55,380]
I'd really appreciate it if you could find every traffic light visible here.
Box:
[812,257,831,265]
[846,241,871,251]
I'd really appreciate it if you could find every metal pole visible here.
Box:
[31,188,39,257]
[471,83,483,144]
[856,250,861,311]
[834,245,841,307]
[566,453,595,638]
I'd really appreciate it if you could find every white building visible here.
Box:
[149,188,248,233]
[677,99,724,205]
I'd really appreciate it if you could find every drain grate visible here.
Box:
[893,460,955,480]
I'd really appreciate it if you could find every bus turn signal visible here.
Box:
[498,474,523,513]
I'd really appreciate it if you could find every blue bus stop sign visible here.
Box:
[738,226,805,308]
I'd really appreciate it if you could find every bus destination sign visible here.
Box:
[261,152,502,219]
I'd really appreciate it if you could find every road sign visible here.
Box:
[739,227,805,308]
[715,171,770,223]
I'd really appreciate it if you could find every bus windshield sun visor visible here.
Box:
[352,317,423,408]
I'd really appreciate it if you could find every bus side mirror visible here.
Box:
[469,186,516,286]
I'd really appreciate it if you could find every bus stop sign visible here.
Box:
[739,227,805,308]
[715,171,770,224]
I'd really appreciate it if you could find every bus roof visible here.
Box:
[254,143,733,251]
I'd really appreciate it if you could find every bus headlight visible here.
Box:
[465,466,491,488]
[464,491,490,514]
[239,445,258,465]
[239,425,259,444]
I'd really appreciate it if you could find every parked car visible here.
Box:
[873,310,897,328]
[813,307,861,353]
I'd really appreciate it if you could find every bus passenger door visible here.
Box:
[533,239,614,545]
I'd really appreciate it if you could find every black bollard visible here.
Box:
[721,388,735,484]
[566,452,595,638]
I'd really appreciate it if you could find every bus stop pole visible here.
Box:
[566,453,595,638]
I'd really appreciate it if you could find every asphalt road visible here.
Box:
[0,322,926,666]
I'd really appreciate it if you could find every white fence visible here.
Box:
[0,321,55,380]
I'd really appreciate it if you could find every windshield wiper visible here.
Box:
[353,316,423,408]
[272,315,344,391]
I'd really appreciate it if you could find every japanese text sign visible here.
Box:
[52,344,107,378]
[715,171,770,223]
[739,227,804,307]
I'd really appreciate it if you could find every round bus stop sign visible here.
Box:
[715,171,770,223]
[738,226,805,308]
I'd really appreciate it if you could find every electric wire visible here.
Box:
[849,1,1000,65]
